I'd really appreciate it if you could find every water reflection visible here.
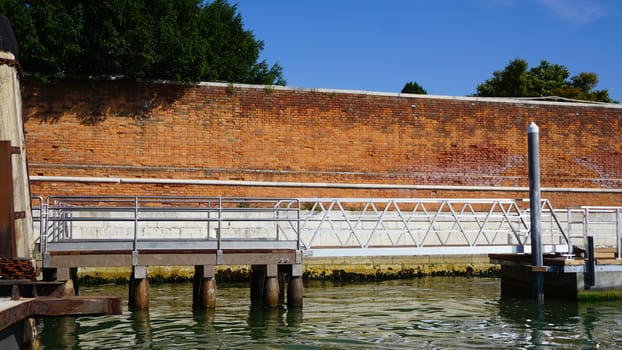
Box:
[56,317,77,349]
[496,297,609,348]
[37,279,622,349]
[246,305,303,341]
[129,309,152,347]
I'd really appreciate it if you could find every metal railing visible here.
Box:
[34,196,301,256]
[565,206,622,258]
[297,198,570,254]
[31,196,582,257]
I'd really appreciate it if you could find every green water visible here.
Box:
[38,277,622,349]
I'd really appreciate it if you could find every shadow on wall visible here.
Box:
[21,78,189,125]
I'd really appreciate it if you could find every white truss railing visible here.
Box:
[31,196,582,257]
[296,198,570,254]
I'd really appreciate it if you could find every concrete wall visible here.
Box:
[21,79,622,208]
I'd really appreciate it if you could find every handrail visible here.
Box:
[565,206,622,258]
[39,196,301,260]
[32,196,622,259]
[296,198,569,253]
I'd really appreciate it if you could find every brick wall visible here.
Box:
[21,79,622,208]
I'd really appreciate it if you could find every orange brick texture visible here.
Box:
[20,79,622,208]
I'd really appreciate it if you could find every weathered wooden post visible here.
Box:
[263,265,280,307]
[129,266,150,309]
[250,265,266,304]
[287,264,303,308]
[287,275,304,308]
[528,122,544,303]
[193,265,216,309]
[0,16,34,261]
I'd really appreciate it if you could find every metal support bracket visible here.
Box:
[43,252,50,268]
[10,146,20,154]
[291,264,303,277]
[296,250,303,264]
[216,250,223,265]
[13,211,25,219]
[132,251,139,266]
[133,265,147,279]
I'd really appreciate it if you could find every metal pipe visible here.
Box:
[617,209,622,259]
[29,175,622,193]
[528,122,544,303]
[585,236,596,288]
[217,197,222,251]
[133,196,139,256]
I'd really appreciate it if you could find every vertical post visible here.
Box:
[0,22,35,259]
[0,141,17,257]
[133,196,139,255]
[193,265,216,309]
[528,122,544,303]
[617,209,622,259]
[129,266,149,310]
[263,265,280,308]
[250,265,266,305]
[287,263,304,308]
[585,236,595,288]
[217,197,222,251]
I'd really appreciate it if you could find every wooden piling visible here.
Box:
[250,265,265,304]
[193,265,216,309]
[287,276,304,308]
[0,48,34,260]
[263,265,280,308]
[278,265,287,305]
[129,266,149,310]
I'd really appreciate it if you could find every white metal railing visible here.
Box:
[34,196,301,256]
[565,206,622,257]
[29,196,590,257]
[296,198,570,253]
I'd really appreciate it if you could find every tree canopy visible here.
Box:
[475,58,615,103]
[401,81,427,94]
[0,0,285,85]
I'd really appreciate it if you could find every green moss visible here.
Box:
[578,290,622,301]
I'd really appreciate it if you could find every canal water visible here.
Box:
[38,277,622,349]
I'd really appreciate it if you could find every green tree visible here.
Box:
[475,58,616,103]
[0,0,285,85]
[476,58,529,97]
[401,81,427,94]
[526,60,569,97]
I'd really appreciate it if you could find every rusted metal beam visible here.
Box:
[31,296,122,316]
[0,295,121,332]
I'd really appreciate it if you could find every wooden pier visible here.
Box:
[43,238,304,309]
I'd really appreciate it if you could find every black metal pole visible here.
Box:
[528,122,544,303]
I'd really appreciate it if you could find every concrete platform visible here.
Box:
[490,252,622,301]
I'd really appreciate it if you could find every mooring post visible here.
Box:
[528,122,544,303]
[0,18,35,260]
[263,265,280,308]
[193,265,216,309]
[250,265,266,304]
[617,208,622,259]
[585,236,596,288]
[129,266,149,309]
[287,264,304,308]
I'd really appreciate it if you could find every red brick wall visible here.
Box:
[21,79,622,208]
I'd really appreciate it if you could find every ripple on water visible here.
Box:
[37,278,622,349]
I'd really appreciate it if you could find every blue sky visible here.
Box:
[234,0,622,102]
